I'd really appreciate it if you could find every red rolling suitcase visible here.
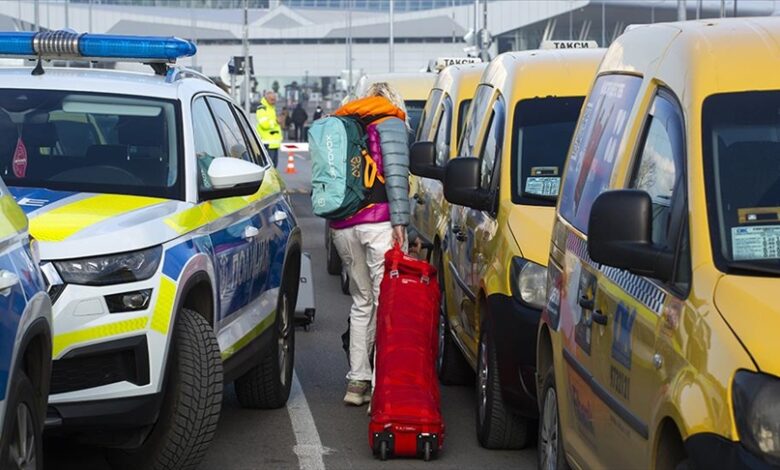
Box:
[369,245,444,461]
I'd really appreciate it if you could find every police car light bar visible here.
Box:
[0,30,196,63]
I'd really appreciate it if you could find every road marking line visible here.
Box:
[288,370,329,470]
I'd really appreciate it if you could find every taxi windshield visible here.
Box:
[703,91,780,275]
[0,89,182,200]
[511,96,584,206]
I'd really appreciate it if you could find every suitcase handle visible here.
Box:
[387,244,436,283]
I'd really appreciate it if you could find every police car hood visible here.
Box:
[714,275,780,376]
[11,187,190,260]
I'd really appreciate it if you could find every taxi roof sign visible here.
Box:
[540,40,599,50]
[429,57,482,72]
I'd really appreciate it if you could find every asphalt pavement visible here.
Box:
[44,151,537,470]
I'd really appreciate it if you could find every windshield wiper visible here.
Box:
[725,261,780,276]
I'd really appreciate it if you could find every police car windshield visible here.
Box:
[0,89,182,200]
[511,96,584,206]
[703,91,780,274]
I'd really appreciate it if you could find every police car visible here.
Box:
[0,177,52,470]
[0,31,301,468]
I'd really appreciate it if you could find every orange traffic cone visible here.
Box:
[285,152,297,174]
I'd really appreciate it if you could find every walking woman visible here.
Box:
[330,83,410,406]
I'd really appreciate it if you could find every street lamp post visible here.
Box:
[243,0,250,113]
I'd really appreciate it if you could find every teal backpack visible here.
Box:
[308,116,383,220]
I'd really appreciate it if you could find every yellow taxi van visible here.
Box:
[537,17,780,470]
[430,47,604,449]
[408,62,485,290]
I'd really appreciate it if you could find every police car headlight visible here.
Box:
[733,370,780,462]
[510,258,547,309]
[54,246,162,286]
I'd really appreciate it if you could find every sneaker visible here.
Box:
[344,380,370,406]
[363,384,373,403]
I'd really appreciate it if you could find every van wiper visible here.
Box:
[725,261,780,276]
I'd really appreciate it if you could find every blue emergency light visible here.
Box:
[0,30,196,62]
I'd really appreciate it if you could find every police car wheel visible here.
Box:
[538,366,568,470]
[476,327,529,450]
[235,280,295,409]
[3,371,42,470]
[108,309,223,470]
[326,231,342,275]
[436,265,473,386]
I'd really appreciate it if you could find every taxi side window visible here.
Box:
[191,97,224,191]
[206,97,253,163]
[629,90,690,290]
[417,89,442,141]
[459,85,493,158]
[479,98,505,192]
[434,96,453,167]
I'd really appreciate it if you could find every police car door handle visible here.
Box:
[243,226,260,239]
[270,210,288,223]
[592,309,608,326]
[578,296,594,310]
[0,270,19,293]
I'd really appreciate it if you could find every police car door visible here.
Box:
[593,89,687,465]
[194,97,269,334]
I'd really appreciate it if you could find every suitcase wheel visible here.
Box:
[417,433,439,461]
[379,441,389,461]
[372,431,394,461]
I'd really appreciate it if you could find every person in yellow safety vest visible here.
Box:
[256,91,283,167]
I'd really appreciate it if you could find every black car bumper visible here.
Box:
[46,391,163,430]
[686,433,778,470]
[485,293,541,419]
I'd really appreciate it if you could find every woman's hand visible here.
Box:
[392,225,406,248]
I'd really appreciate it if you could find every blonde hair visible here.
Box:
[362,82,409,129]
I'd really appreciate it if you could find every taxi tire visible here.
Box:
[234,280,295,409]
[437,269,473,385]
[108,309,223,470]
[476,328,529,450]
[538,366,569,470]
[326,230,342,275]
[2,371,43,470]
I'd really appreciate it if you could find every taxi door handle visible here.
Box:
[0,270,19,293]
[592,310,608,326]
[243,226,260,239]
[578,296,594,310]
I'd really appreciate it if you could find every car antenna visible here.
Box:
[31,57,44,76]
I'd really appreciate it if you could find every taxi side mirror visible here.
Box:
[409,141,444,181]
[588,190,674,282]
[200,157,265,200]
[443,157,493,212]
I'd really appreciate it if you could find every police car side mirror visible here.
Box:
[201,157,265,200]
[410,141,444,181]
[443,157,492,212]
[588,190,674,283]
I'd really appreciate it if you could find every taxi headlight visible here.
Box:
[510,258,547,309]
[733,370,780,463]
[54,246,162,286]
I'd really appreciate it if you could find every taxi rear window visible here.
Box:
[0,89,182,200]
[510,96,584,206]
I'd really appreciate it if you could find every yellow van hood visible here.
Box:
[506,205,555,265]
[714,275,780,376]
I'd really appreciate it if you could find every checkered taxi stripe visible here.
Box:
[566,232,666,315]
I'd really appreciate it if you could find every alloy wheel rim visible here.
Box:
[8,402,36,470]
[477,337,488,426]
[436,303,446,373]
[540,387,559,470]
[278,295,291,386]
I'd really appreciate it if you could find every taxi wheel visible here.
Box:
[538,365,568,470]
[109,308,223,470]
[235,280,295,409]
[2,371,43,470]
[476,328,529,450]
[437,268,473,385]
[326,230,342,275]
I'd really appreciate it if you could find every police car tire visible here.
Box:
[476,328,529,450]
[108,309,223,470]
[326,232,342,275]
[538,366,569,470]
[2,371,43,470]
[234,281,295,409]
[437,269,473,385]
